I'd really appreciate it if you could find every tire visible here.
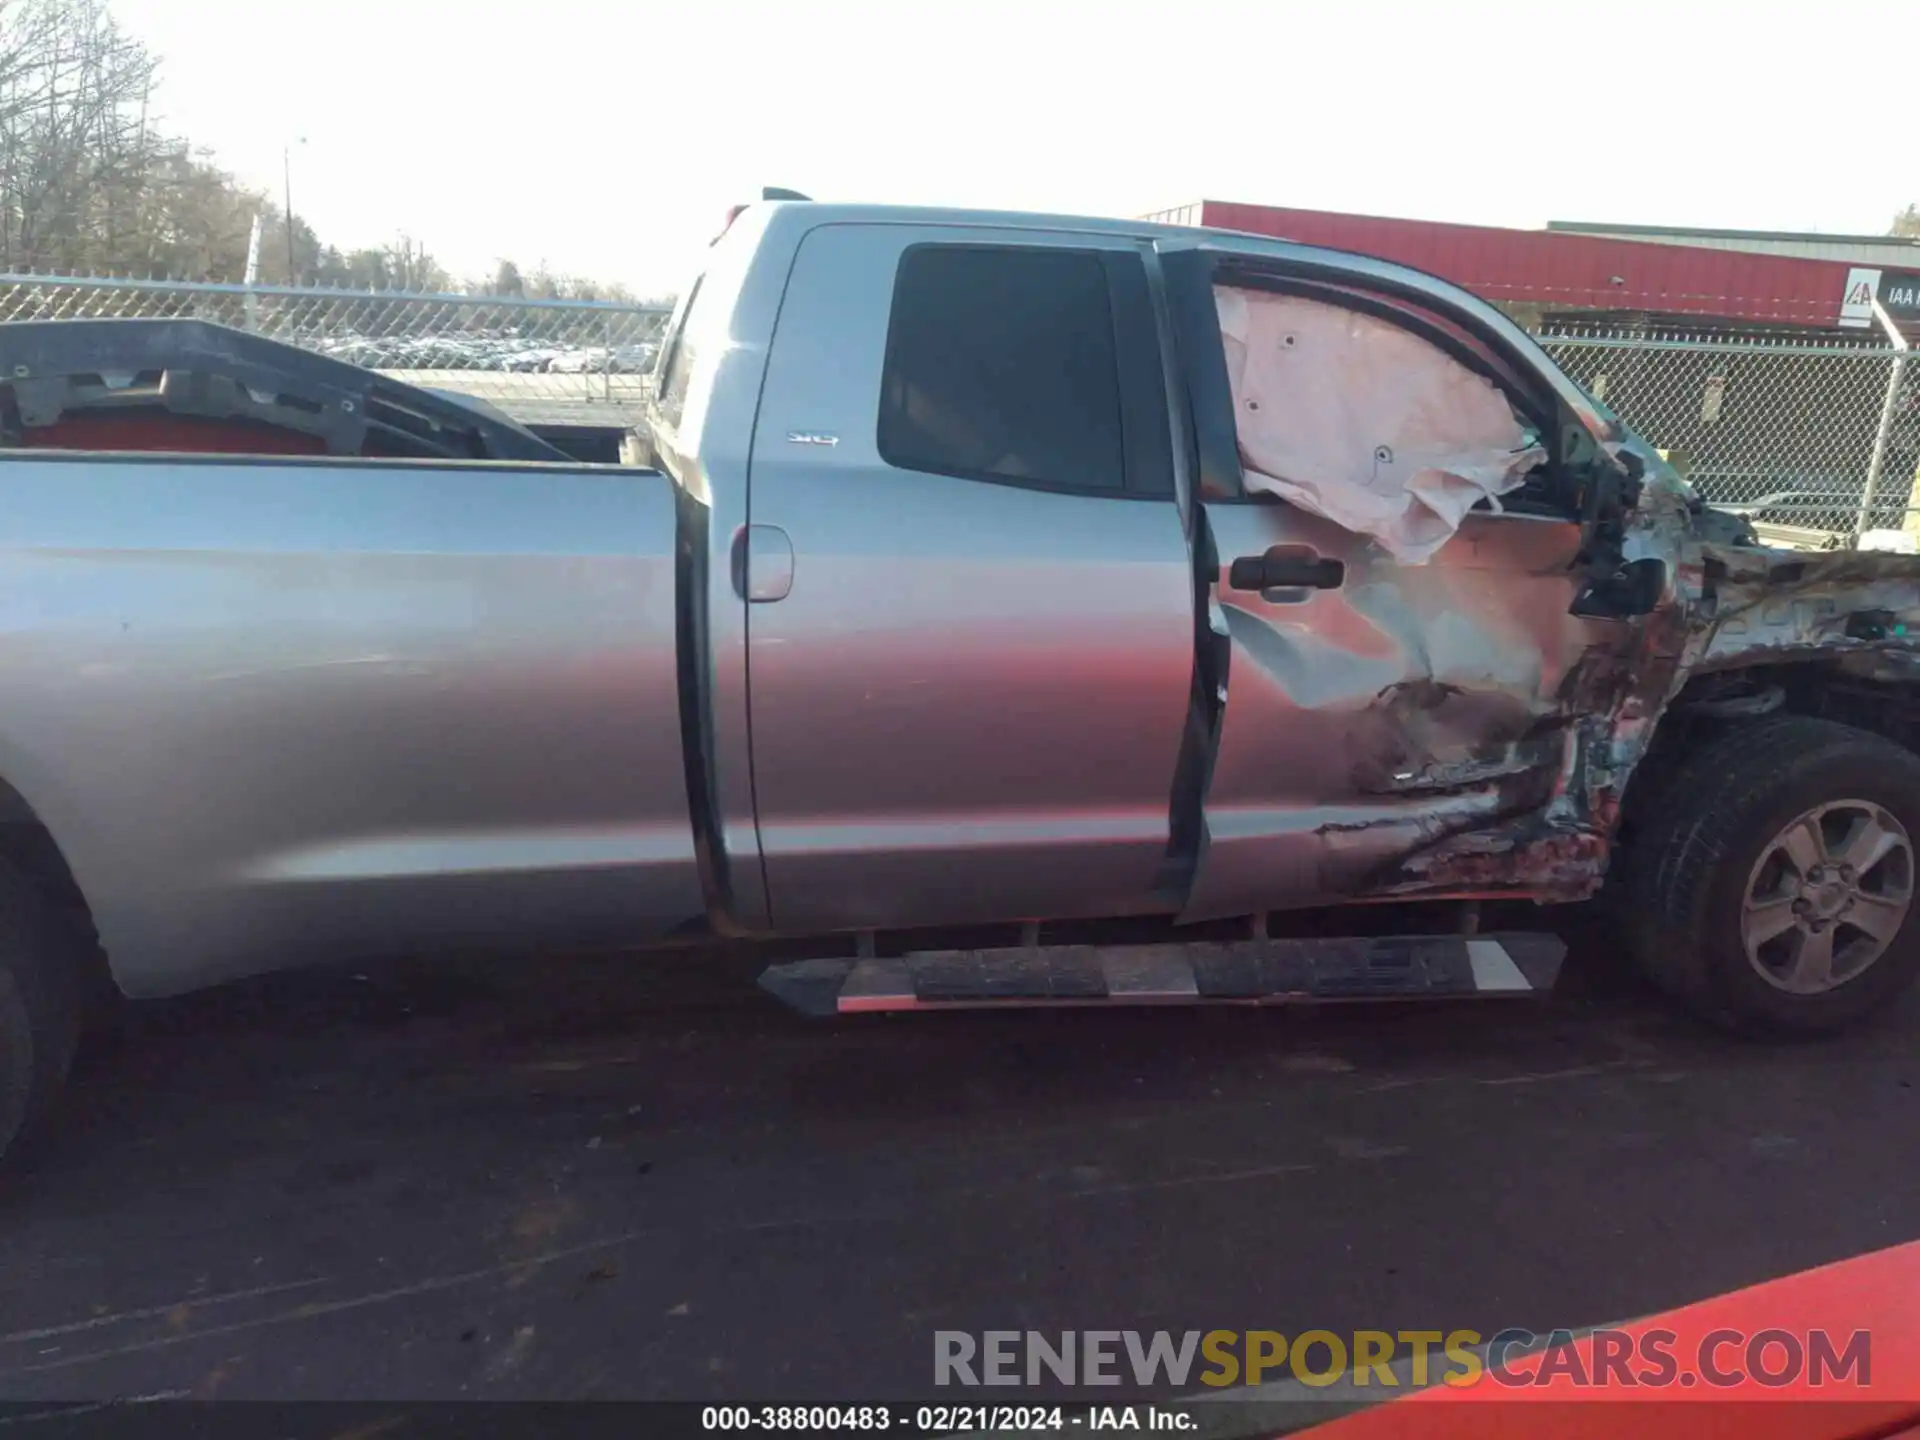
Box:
[1625,715,1920,1035]
[0,860,83,1168]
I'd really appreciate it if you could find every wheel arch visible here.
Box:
[1622,656,1920,837]
[0,772,115,1003]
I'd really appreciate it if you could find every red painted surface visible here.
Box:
[20,414,326,455]
[1301,1238,1920,1439]
[1191,201,1856,330]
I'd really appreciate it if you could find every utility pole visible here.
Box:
[283,137,306,282]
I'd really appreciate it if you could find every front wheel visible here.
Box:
[1625,715,1920,1035]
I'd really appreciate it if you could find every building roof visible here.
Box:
[1144,201,1892,330]
[1548,220,1920,248]
[1545,221,1920,270]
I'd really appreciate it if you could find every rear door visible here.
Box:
[743,224,1196,933]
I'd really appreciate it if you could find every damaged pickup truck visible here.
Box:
[4,197,1920,1161]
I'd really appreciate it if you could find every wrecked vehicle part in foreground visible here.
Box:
[2,198,1920,1166]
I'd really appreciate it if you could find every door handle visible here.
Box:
[1228,547,1345,593]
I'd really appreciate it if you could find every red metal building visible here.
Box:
[1141,201,1875,333]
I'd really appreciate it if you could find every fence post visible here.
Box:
[242,213,263,333]
[1857,299,1914,542]
[1855,352,1905,539]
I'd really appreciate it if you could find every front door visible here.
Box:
[1171,252,1634,920]
[743,224,1196,933]
[1187,504,1621,919]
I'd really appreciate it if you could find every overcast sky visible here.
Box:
[108,0,1916,294]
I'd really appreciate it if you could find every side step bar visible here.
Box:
[759,933,1564,1017]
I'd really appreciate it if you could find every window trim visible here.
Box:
[1164,249,1580,520]
[875,241,1174,502]
[651,274,705,432]
[1213,264,1552,432]
[1158,249,1248,506]
[1105,250,1177,501]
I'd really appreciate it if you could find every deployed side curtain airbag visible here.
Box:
[1215,287,1546,563]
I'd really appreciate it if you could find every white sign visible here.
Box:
[1882,271,1920,321]
[1840,267,1883,329]
[1701,375,1728,423]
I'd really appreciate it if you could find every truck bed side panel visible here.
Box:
[0,454,700,996]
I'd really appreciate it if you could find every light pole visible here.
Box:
[283,137,307,282]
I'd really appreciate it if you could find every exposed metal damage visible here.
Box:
[1690,544,1920,674]
[1360,487,1920,904]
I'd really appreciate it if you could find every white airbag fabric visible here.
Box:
[1215,287,1546,564]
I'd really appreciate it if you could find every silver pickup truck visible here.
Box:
[4,197,1920,1162]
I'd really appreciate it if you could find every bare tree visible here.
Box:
[381,233,447,293]
[0,0,159,271]
[0,0,634,294]
[0,0,280,278]
[519,261,635,303]
[484,257,524,297]
[1894,204,1920,239]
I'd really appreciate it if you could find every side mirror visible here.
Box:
[1571,556,1668,619]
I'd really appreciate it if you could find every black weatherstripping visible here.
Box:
[1139,246,1221,908]
[672,486,738,935]
[1155,249,1246,502]
[1102,252,1176,499]
[0,319,569,462]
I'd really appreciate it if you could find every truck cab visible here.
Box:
[645,200,1670,940]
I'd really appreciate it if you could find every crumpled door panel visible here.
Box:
[1179,503,1626,921]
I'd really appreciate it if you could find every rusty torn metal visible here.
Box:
[1377,498,1920,903]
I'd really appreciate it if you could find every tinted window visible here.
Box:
[879,246,1125,493]
[655,275,704,429]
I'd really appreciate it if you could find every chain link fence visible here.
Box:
[1535,327,1919,546]
[0,273,674,430]
[6,274,1920,548]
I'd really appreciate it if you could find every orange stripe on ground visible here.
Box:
[1303,1239,1920,1440]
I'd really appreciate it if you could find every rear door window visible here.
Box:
[878,245,1126,494]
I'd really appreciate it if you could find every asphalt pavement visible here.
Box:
[1,937,1916,1402]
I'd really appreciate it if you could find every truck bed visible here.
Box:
[0,445,701,996]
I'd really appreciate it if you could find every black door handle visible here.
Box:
[1228,547,1345,592]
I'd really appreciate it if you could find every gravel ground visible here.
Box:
[1,940,1915,1403]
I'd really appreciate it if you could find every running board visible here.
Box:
[758,933,1564,1017]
